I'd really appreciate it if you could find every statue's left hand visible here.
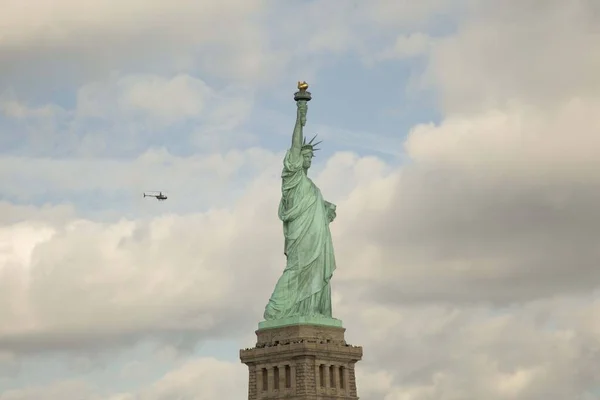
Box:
[327,203,337,222]
[329,211,336,223]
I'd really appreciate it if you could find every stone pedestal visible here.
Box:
[240,324,363,400]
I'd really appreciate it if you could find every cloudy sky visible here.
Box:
[1,0,599,399]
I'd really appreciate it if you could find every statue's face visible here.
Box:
[302,151,313,169]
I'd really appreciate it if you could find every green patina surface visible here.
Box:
[259,316,343,330]
[261,83,341,330]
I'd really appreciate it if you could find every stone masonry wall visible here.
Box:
[294,356,316,396]
[348,364,357,397]
[248,364,257,400]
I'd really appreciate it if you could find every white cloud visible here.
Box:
[363,0,463,29]
[0,172,284,353]
[0,73,254,157]
[0,202,76,225]
[0,0,272,95]
[0,0,265,59]
[76,73,248,126]
[0,380,100,400]
[133,358,246,400]
[0,100,65,120]
[0,358,246,400]
[339,0,600,306]
[405,98,600,183]
[341,295,600,400]
[375,33,434,62]
[0,147,280,214]
[425,0,600,112]
[0,0,459,97]
[76,74,253,133]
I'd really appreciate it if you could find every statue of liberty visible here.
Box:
[262,82,340,326]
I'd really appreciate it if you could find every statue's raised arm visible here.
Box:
[290,81,311,157]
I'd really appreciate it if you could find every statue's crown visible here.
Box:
[301,134,322,154]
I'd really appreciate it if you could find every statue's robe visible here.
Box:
[264,149,336,319]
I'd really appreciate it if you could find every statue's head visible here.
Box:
[301,135,321,170]
[301,148,313,169]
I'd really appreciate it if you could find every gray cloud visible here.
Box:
[348,0,600,305]
[0,0,269,95]
[0,0,459,101]
[426,0,600,113]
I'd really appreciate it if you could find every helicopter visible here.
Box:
[143,191,168,201]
